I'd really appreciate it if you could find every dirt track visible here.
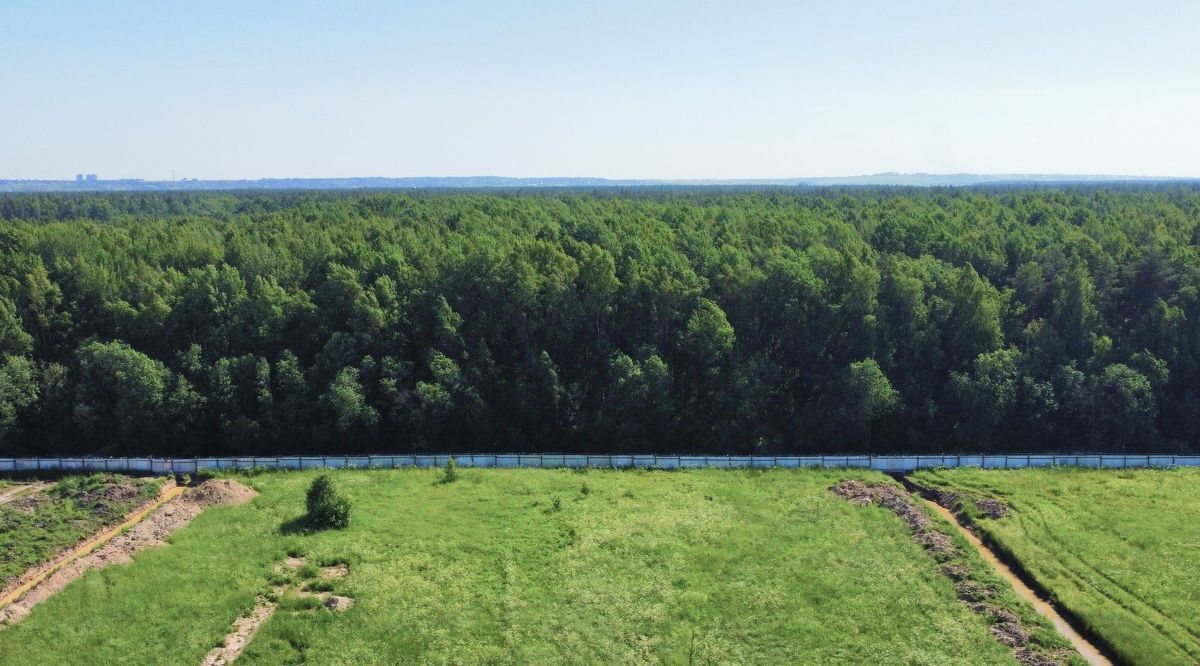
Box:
[0,479,256,626]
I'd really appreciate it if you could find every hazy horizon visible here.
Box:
[4,171,1198,183]
[4,1,1199,180]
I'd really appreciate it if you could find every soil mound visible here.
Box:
[939,563,971,581]
[975,497,1010,519]
[323,595,354,612]
[954,580,996,602]
[185,479,257,507]
[969,602,1020,625]
[81,483,140,504]
[991,621,1031,647]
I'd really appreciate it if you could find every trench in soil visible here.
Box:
[900,478,1113,666]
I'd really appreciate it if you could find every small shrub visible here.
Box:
[440,457,459,484]
[580,482,591,496]
[551,497,562,512]
[622,489,635,499]
[297,562,320,579]
[305,474,351,530]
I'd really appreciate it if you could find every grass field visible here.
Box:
[0,468,1069,665]
[0,474,161,586]
[912,467,1200,666]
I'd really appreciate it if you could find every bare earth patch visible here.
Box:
[975,497,1010,519]
[202,599,278,666]
[0,479,256,626]
[320,563,349,579]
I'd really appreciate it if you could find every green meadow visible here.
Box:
[0,468,1049,665]
[913,467,1200,666]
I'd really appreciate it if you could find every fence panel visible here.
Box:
[609,455,633,468]
[4,453,1200,475]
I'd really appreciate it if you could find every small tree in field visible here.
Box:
[306,474,351,529]
[440,456,459,484]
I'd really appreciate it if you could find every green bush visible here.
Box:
[440,457,459,484]
[305,474,351,529]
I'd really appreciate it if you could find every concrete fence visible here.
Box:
[1,453,1198,475]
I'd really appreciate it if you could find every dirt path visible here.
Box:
[201,598,278,666]
[0,481,51,505]
[918,496,1112,666]
[0,479,256,625]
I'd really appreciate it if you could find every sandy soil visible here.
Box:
[201,598,279,666]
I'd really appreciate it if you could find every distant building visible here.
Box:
[85,174,98,182]
[75,174,84,182]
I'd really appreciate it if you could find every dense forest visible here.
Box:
[1,187,1198,456]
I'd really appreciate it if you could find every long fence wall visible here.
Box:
[1,454,1199,475]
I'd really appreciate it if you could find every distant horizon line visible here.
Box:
[3,172,1199,193]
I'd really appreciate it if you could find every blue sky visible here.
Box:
[3,1,1198,179]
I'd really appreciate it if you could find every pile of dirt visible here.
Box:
[322,595,354,612]
[975,497,1010,519]
[968,602,1020,625]
[954,580,996,602]
[80,483,140,505]
[991,620,1031,647]
[936,491,960,507]
[939,563,971,581]
[8,495,47,514]
[184,479,257,507]
[0,479,256,627]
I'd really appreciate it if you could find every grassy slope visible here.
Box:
[0,469,1018,665]
[912,467,1200,666]
[0,474,161,585]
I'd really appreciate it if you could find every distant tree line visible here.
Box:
[1,187,1198,456]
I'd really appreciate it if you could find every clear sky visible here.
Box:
[3,0,1198,180]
